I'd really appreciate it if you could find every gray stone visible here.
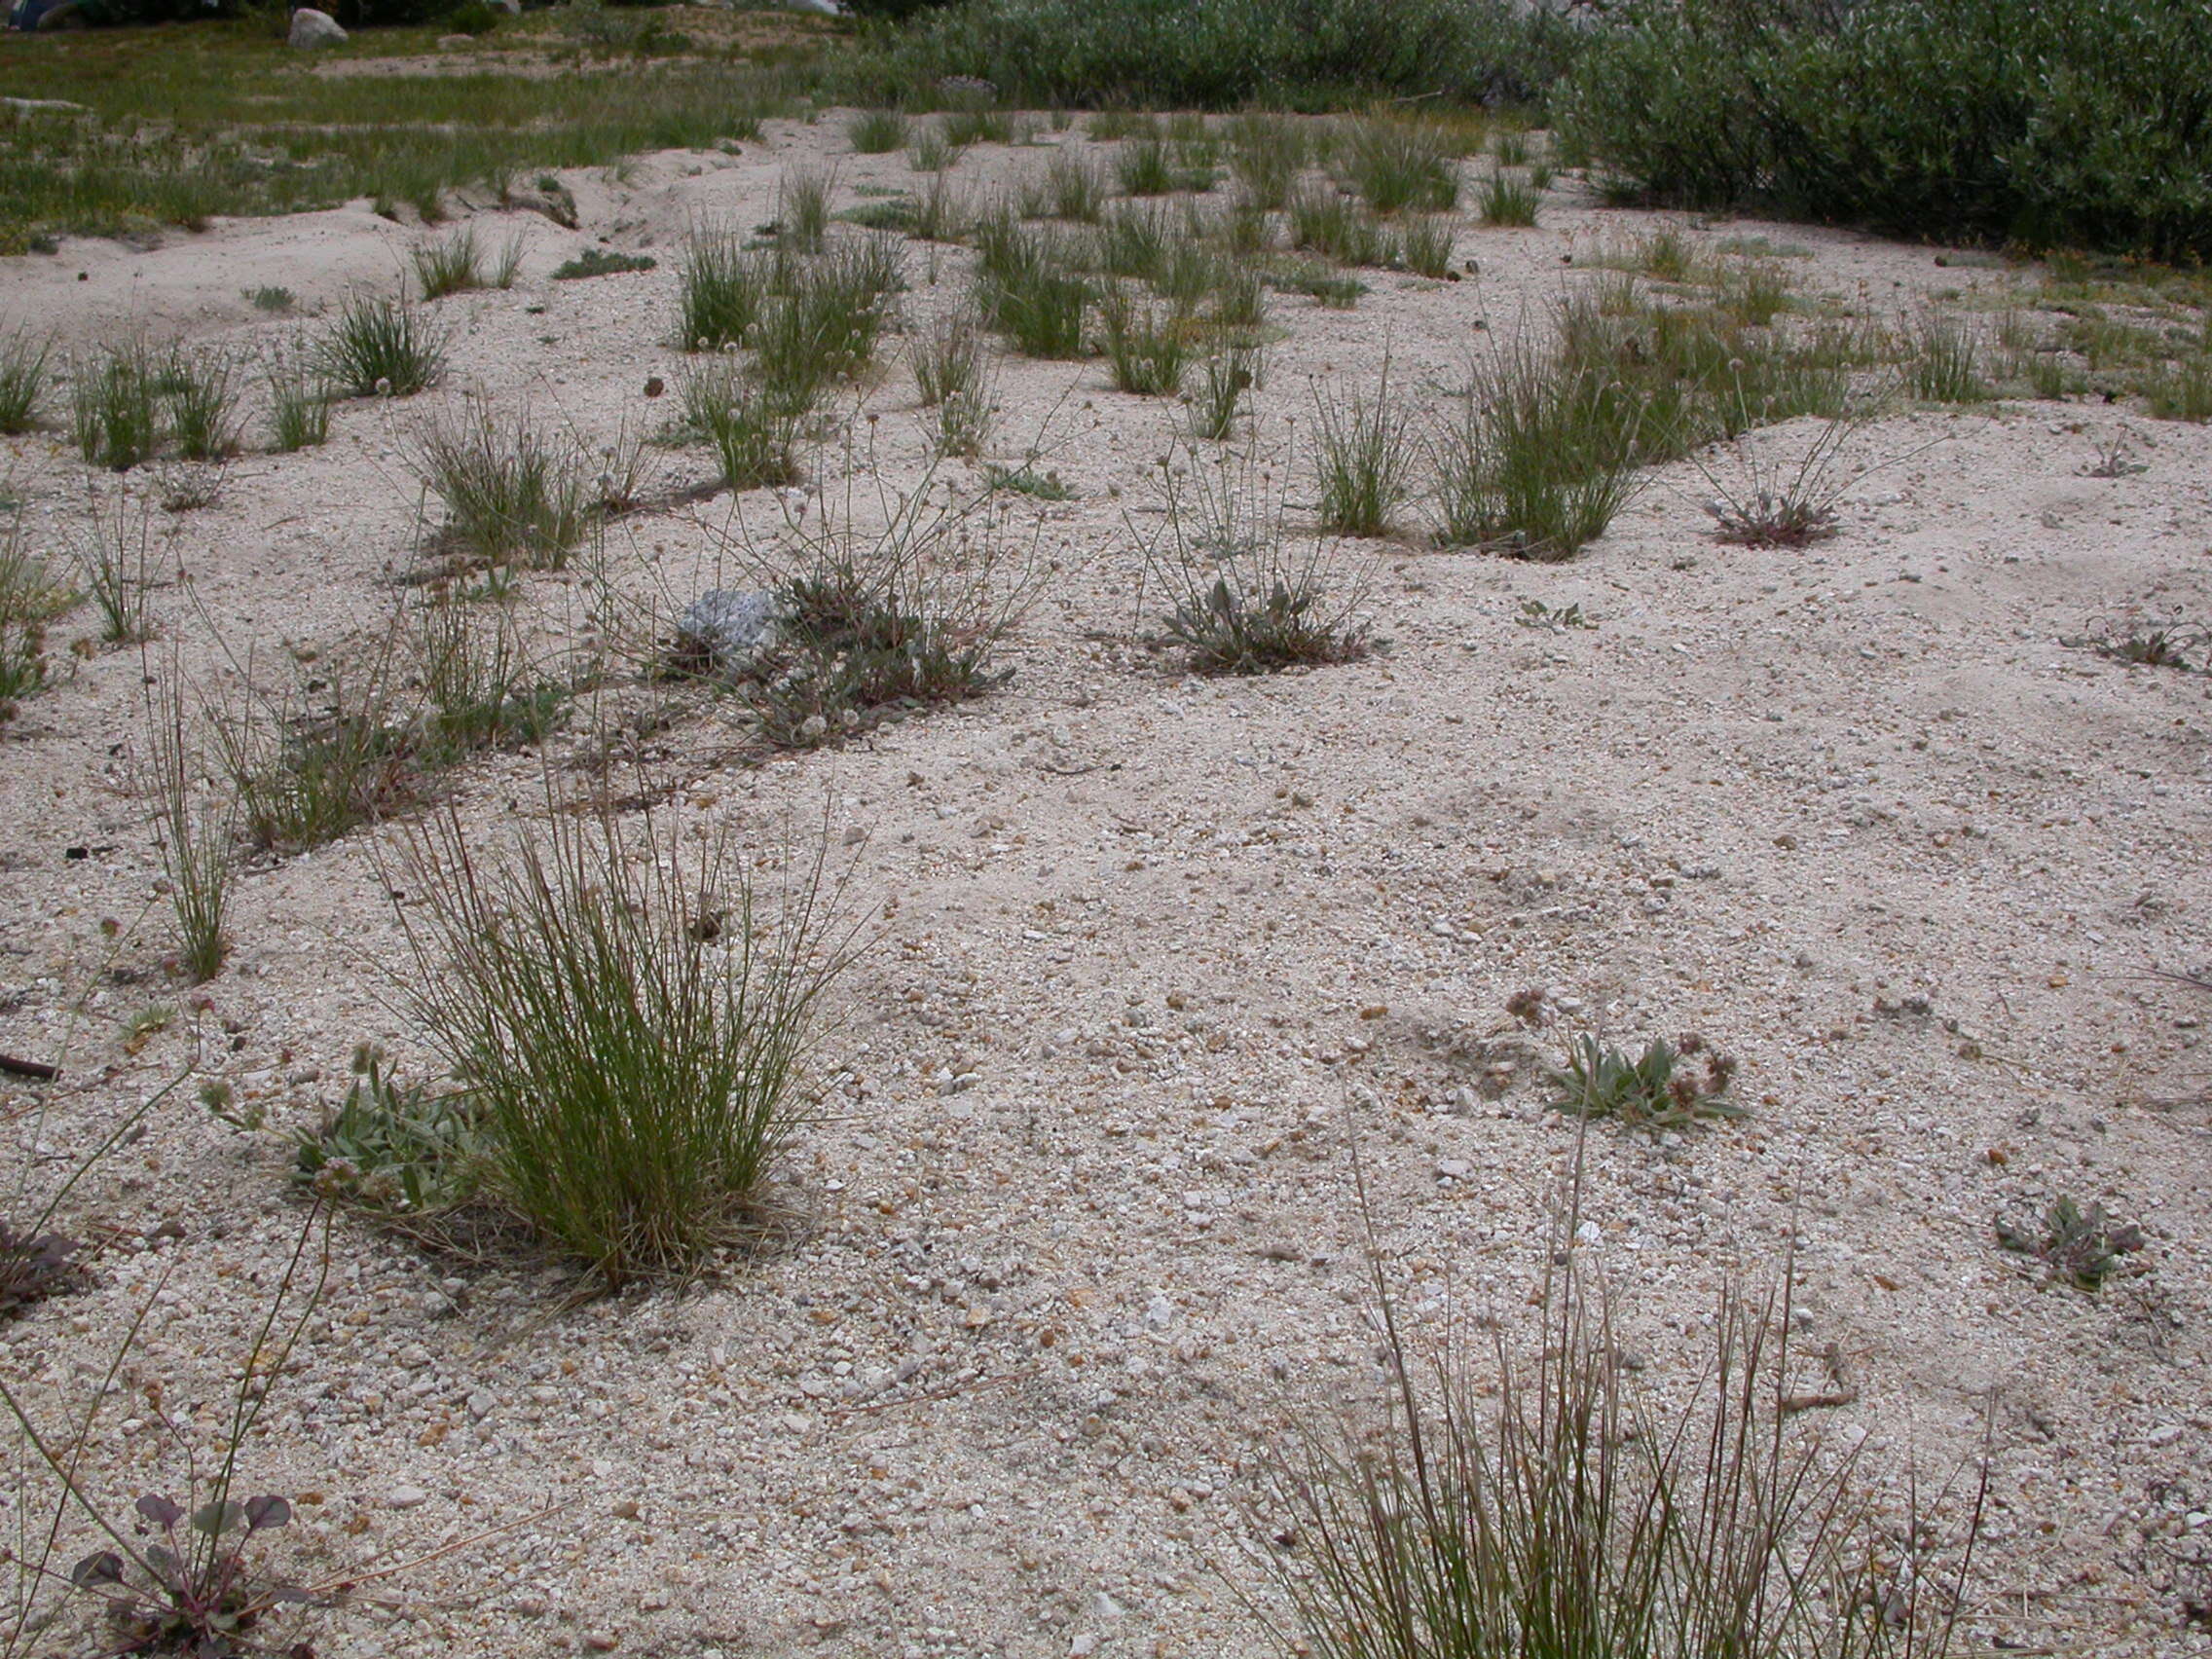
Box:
[288,8,348,48]
[677,588,784,677]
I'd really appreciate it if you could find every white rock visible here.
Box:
[288,9,349,48]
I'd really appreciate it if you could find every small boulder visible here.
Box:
[288,8,349,48]
[677,589,784,678]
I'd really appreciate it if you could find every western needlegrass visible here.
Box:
[1099,287,1189,396]
[678,227,774,350]
[976,218,1089,358]
[1270,1223,1981,1659]
[392,802,854,1286]
[163,345,242,461]
[1479,166,1541,227]
[1313,361,1417,537]
[319,294,447,398]
[778,166,837,255]
[70,341,162,471]
[143,673,234,984]
[264,342,332,453]
[1289,185,1395,269]
[1228,112,1308,210]
[76,491,159,645]
[1387,216,1446,280]
[1189,342,1261,441]
[1907,313,1989,403]
[0,516,68,723]
[413,225,491,300]
[682,358,803,491]
[1142,443,1371,676]
[1115,136,1176,197]
[405,593,570,761]
[848,107,910,155]
[1342,119,1457,214]
[1048,151,1107,222]
[0,330,49,434]
[910,309,995,458]
[750,236,905,414]
[417,402,596,570]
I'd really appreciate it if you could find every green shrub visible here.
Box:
[1562,0,2212,261]
[872,0,1574,110]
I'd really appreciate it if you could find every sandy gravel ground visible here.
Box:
[2,111,2210,1659]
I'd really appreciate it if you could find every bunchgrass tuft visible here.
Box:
[1342,118,1457,214]
[76,491,158,645]
[1313,361,1416,537]
[0,515,67,723]
[1048,152,1107,222]
[71,341,162,471]
[163,345,242,461]
[143,674,233,984]
[911,310,995,458]
[0,329,49,434]
[678,227,773,351]
[392,800,853,1285]
[1289,185,1395,268]
[1907,313,1988,403]
[778,166,837,256]
[682,359,803,490]
[1143,444,1372,676]
[417,402,595,570]
[848,108,910,155]
[976,219,1089,358]
[1189,343,1261,441]
[1479,167,1541,227]
[210,633,415,853]
[1098,287,1188,396]
[1229,112,1308,210]
[413,226,489,299]
[265,342,332,453]
[1270,1229,1981,1659]
[1115,136,1175,197]
[320,293,447,397]
[1401,214,1455,278]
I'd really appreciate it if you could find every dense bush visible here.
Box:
[1561,0,2212,261]
[867,0,1573,109]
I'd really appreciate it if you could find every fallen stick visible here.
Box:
[0,1053,59,1082]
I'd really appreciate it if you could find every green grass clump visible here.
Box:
[71,341,162,471]
[778,166,837,255]
[682,360,803,491]
[1099,288,1188,396]
[1189,343,1260,441]
[2145,355,2212,422]
[1313,364,1416,537]
[1047,152,1107,222]
[1115,136,1176,197]
[1400,214,1454,278]
[1342,119,1457,213]
[418,404,595,570]
[848,107,911,154]
[0,518,68,725]
[1288,186,1395,268]
[211,645,416,854]
[1270,1245,1980,1659]
[976,218,1090,358]
[163,345,242,461]
[552,247,657,280]
[413,225,491,299]
[0,330,49,434]
[1906,313,1988,403]
[1478,167,1540,227]
[677,228,774,351]
[265,344,332,454]
[319,294,446,397]
[749,236,904,414]
[395,804,850,1286]
[1228,112,1308,209]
